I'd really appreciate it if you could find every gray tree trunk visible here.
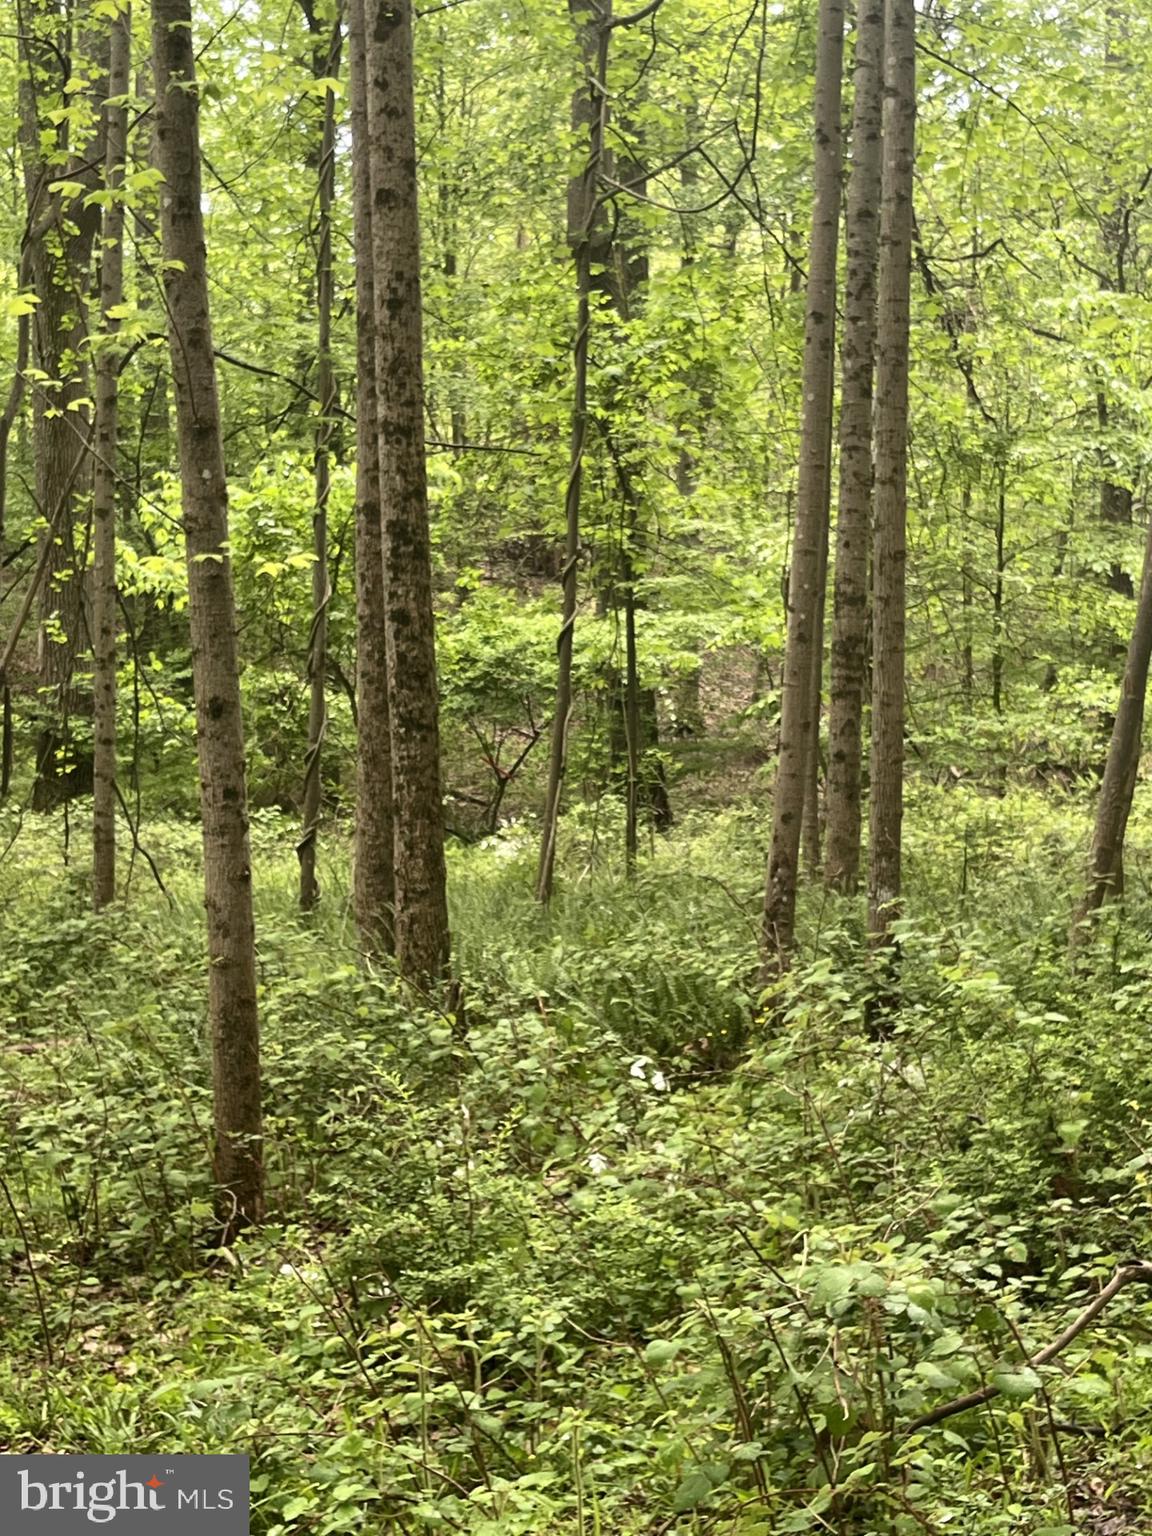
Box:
[364,0,451,982]
[348,0,395,955]
[1073,510,1152,938]
[537,0,610,903]
[824,0,885,894]
[298,19,341,911]
[866,0,916,951]
[153,0,263,1235]
[92,4,131,910]
[19,0,107,810]
[761,0,845,975]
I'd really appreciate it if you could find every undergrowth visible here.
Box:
[2,786,1152,1534]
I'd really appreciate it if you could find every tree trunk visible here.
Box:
[672,111,706,744]
[1073,509,1152,937]
[824,0,885,894]
[761,0,845,975]
[298,19,342,912]
[598,115,670,859]
[152,0,263,1235]
[537,0,610,903]
[1096,8,1135,603]
[348,0,395,955]
[801,503,829,876]
[92,3,131,910]
[866,0,916,951]
[19,0,106,811]
[364,0,450,983]
[992,459,1006,718]
[0,250,31,801]
[1097,393,1134,598]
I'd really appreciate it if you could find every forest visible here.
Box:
[4,0,1152,1528]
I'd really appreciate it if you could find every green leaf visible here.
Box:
[906,1282,939,1311]
[671,1471,712,1512]
[992,1367,1042,1400]
[643,1339,682,1366]
[915,1361,960,1391]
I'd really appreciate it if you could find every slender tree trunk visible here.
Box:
[348,0,395,954]
[1073,510,1152,936]
[672,113,706,744]
[0,251,31,800]
[364,0,450,983]
[801,499,829,876]
[298,21,341,911]
[434,44,466,453]
[152,0,263,1235]
[1096,7,1135,603]
[866,0,916,951]
[537,0,610,903]
[132,58,170,482]
[19,0,106,811]
[824,0,884,893]
[761,0,845,975]
[92,3,130,910]
[961,483,974,711]
[991,460,1006,717]
[1098,392,1134,599]
[617,131,671,845]
[600,119,669,859]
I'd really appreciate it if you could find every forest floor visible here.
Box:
[2,785,1152,1534]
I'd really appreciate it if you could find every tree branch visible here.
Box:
[905,1261,1152,1435]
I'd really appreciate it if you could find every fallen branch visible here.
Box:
[905,1260,1152,1434]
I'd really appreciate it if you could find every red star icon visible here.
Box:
[146,1477,164,1489]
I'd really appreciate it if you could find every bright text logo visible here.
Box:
[1,1456,248,1533]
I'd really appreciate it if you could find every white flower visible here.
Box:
[630,1056,668,1090]
[587,1152,609,1175]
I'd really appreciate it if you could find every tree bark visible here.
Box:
[19,0,107,810]
[597,115,670,860]
[824,0,884,894]
[800,501,829,876]
[866,0,916,951]
[761,0,845,975]
[0,249,31,801]
[364,0,450,983]
[1073,509,1152,937]
[92,3,131,910]
[298,18,342,912]
[537,0,610,903]
[152,0,263,1235]
[348,0,395,955]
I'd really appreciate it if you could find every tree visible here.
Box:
[152,0,263,1234]
[537,0,610,904]
[91,0,130,910]
[760,0,845,974]
[866,0,916,953]
[823,0,884,894]
[364,0,450,983]
[1073,509,1152,935]
[297,11,342,912]
[0,245,32,801]
[348,0,394,955]
[18,0,108,810]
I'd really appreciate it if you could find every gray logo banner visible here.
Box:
[0,1456,249,1532]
